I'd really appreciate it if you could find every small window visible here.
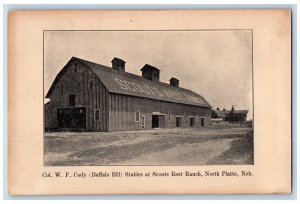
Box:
[94,109,100,122]
[200,118,205,127]
[168,113,171,122]
[53,109,57,115]
[135,110,140,122]
[89,79,94,91]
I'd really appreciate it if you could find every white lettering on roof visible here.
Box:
[151,87,163,97]
[114,78,205,105]
[115,78,128,90]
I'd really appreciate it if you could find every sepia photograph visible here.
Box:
[8,8,291,195]
[43,30,254,166]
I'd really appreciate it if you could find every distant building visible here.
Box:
[44,57,212,131]
[211,106,248,122]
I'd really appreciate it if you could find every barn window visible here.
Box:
[89,79,94,91]
[135,110,140,122]
[176,116,182,127]
[168,113,171,122]
[200,117,205,127]
[94,109,100,122]
[190,117,195,127]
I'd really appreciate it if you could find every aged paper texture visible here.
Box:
[8,10,291,195]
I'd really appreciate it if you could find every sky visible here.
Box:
[44,30,253,119]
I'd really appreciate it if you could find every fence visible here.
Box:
[211,120,252,128]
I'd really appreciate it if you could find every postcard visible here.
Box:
[8,9,291,195]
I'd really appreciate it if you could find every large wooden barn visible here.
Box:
[45,57,212,131]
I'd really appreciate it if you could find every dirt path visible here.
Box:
[117,138,237,165]
[44,127,252,166]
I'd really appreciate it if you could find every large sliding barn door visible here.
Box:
[57,107,86,129]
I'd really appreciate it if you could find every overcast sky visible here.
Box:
[44,30,253,119]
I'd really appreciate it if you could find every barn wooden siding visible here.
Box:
[108,93,211,131]
[46,60,109,131]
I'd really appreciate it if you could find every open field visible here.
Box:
[44,127,253,166]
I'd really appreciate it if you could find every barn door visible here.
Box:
[57,107,86,129]
[158,115,166,128]
[190,117,195,127]
[71,108,86,129]
[152,115,159,128]
[176,117,182,127]
[57,109,71,128]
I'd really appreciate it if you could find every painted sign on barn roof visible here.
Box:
[46,57,212,108]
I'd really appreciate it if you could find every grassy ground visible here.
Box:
[44,127,253,166]
[207,130,254,165]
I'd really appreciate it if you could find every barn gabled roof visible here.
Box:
[46,57,212,108]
